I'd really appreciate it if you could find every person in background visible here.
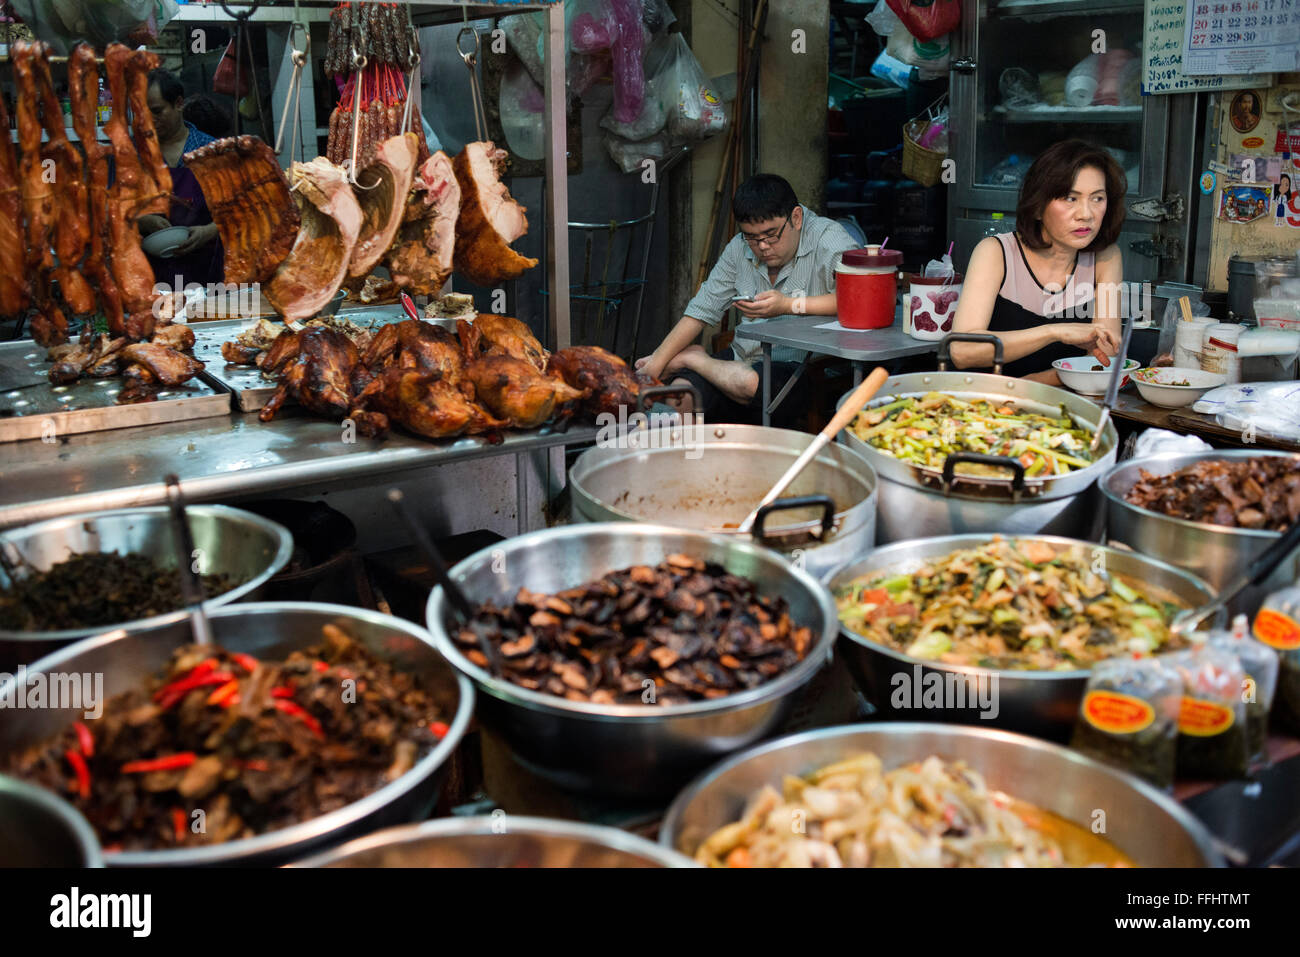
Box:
[635,174,857,427]
[182,94,233,140]
[950,139,1124,385]
[137,70,224,288]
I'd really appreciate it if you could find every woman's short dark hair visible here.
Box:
[733,174,799,224]
[1016,140,1127,251]
[148,69,185,105]
[183,95,232,138]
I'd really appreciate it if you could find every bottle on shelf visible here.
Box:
[983,212,1006,237]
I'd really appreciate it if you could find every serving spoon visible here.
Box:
[1089,314,1134,455]
[164,475,214,647]
[735,367,890,534]
[387,488,500,675]
[1170,517,1300,639]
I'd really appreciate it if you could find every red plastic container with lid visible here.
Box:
[836,247,904,329]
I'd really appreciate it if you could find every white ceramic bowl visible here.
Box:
[1131,366,1227,408]
[140,226,190,258]
[1051,356,1140,395]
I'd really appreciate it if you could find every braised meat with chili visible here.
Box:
[7,626,444,851]
[1125,457,1300,530]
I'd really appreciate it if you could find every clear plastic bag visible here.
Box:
[603,131,667,173]
[10,0,179,54]
[661,34,727,141]
[986,154,1030,187]
[999,68,1041,108]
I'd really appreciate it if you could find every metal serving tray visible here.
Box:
[0,341,231,444]
[191,309,461,412]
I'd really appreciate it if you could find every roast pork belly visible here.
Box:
[383,150,460,296]
[265,157,364,321]
[451,141,538,287]
[185,135,302,285]
[347,132,419,278]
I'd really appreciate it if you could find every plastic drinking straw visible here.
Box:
[879,236,889,250]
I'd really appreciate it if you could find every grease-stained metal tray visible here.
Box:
[191,310,461,413]
[0,341,231,443]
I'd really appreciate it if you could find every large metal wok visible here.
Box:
[569,424,878,580]
[837,335,1117,544]
[425,523,839,798]
[825,534,1217,740]
[0,602,474,867]
[0,506,293,666]
[1103,449,1300,616]
[660,724,1224,866]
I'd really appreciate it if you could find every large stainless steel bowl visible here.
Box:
[0,602,474,867]
[826,534,1217,740]
[292,816,697,867]
[661,723,1224,866]
[1103,449,1300,616]
[0,506,294,663]
[569,424,878,581]
[837,369,1117,543]
[0,773,103,867]
[425,523,839,798]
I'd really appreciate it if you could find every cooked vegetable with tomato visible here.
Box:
[835,538,1191,671]
[6,625,445,852]
[849,392,1097,479]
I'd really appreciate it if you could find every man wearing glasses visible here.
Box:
[636,174,857,427]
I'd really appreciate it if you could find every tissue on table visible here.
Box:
[1132,428,1213,458]
[1193,381,1300,441]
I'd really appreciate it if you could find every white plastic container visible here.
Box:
[1202,323,1244,384]
[1173,316,1215,369]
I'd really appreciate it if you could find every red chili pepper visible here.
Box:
[73,721,94,757]
[157,671,236,710]
[152,658,219,702]
[270,686,296,699]
[173,807,188,843]
[220,693,241,708]
[273,699,324,738]
[206,679,241,707]
[64,749,91,799]
[121,752,197,774]
[429,721,450,740]
[238,759,269,772]
[312,660,330,673]
[230,652,261,674]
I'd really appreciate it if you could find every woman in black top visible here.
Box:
[951,140,1125,385]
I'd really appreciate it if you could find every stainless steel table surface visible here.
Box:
[0,409,598,529]
[734,308,942,425]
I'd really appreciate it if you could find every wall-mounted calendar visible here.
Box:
[1183,0,1300,74]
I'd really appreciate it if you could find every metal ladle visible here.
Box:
[1090,314,1134,455]
[1171,517,1300,639]
[386,489,500,674]
[735,367,891,534]
[164,475,214,647]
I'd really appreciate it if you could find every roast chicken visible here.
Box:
[547,346,661,418]
[464,355,586,429]
[350,366,508,440]
[458,314,548,372]
[260,327,360,422]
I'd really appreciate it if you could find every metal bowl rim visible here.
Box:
[425,522,838,721]
[1101,449,1300,541]
[2,601,475,867]
[0,772,104,868]
[658,721,1226,867]
[0,505,295,643]
[836,375,1117,491]
[823,533,1217,681]
[290,814,698,868]
[569,425,879,538]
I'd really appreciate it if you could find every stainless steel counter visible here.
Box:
[0,408,597,530]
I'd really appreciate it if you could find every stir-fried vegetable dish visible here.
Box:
[849,392,1097,479]
[835,538,1191,671]
[696,752,1132,867]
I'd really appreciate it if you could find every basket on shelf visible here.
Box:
[901,94,948,188]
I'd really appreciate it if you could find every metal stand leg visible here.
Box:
[767,354,810,419]
[852,362,864,387]
[761,344,773,428]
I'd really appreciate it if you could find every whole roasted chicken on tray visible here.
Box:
[222,314,659,441]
